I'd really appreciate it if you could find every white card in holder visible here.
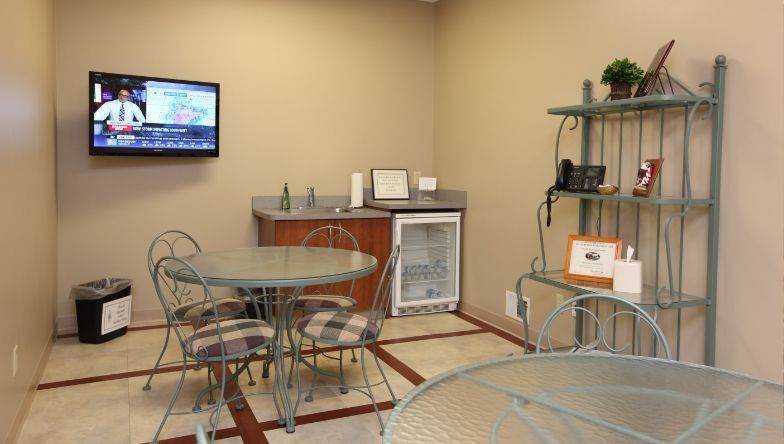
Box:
[418,177,437,191]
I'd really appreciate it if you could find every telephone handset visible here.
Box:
[547,159,606,227]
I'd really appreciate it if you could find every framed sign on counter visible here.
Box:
[564,235,622,285]
[371,169,410,199]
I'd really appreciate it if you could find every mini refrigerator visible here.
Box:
[391,212,461,316]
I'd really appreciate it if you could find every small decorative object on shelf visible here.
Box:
[633,158,664,197]
[634,40,676,97]
[596,184,619,195]
[600,57,645,100]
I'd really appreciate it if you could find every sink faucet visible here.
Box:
[306,187,315,207]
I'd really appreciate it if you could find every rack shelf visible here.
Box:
[548,94,717,117]
[522,270,709,309]
[552,191,713,206]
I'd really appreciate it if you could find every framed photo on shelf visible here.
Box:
[634,39,675,97]
[633,158,664,197]
[371,169,410,200]
[564,235,622,285]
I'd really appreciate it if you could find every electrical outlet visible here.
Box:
[412,171,421,185]
[12,344,18,377]
[555,293,576,317]
[505,290,530,324]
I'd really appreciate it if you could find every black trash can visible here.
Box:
[71,278,133,344]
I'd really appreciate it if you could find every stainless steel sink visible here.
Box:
[334,207,362,213]
[289,206,362,214]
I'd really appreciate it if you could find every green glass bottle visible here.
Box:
[282,182,290,210]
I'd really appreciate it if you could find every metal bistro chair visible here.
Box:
[535,293,671,359]
[288,226,362,385]
[151,256,277,444]
[143,230,247,392]
[293,245,401,433]
[195,424,209,444]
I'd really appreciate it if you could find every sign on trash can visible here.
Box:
[70,278,132,344]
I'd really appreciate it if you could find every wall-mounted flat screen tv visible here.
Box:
[89,71,219,157]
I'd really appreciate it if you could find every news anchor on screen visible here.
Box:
[93,89,145,122]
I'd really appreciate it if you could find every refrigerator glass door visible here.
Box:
[395,215,460,307]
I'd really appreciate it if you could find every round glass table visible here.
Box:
[180,246,378,288]
[383,354,783,443]
[173,246,378,433]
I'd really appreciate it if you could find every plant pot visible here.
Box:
[610,83,632,100]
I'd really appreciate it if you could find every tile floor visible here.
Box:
[18,312,522,444]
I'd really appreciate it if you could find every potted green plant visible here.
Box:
[600,57,645,100]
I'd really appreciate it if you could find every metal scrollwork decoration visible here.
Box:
[536,294,671,359]
[530,115,579,274]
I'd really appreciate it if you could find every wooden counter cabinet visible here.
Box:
[257,217,391,310]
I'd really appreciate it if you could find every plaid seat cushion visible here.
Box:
[187,319,274,358]
[294,295,356,311]
[173,298,245,320]
[296,311,377,344]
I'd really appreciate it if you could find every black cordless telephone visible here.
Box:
[547,159,606,226]
[554,159,606,192]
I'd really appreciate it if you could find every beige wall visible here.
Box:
[434,0,784,381]
[54,0,435,328]
[0,0,57,441]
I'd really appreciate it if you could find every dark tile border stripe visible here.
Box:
[452,311,535,351]
[212,365,268,444]
[377,328,485,346]
[37,363,197,390]
[41,322,486,391]
[373,344,426,386]
[285,400,395,428]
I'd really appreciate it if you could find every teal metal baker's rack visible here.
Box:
[518,55,726,365]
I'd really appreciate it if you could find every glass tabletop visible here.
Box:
[384,354,783,443]
[176,246,378,288]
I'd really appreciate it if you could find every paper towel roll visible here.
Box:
[350,172,363,208]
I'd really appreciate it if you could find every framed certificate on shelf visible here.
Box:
[564,235,622,285]
[371,169,410,200]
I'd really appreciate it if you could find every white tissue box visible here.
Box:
[613,259,642,302]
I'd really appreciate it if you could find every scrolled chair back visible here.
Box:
[147,230,202,275]
[152,255,225,357]
[535,293,671,360]
[300,225,360,297]
[147,230,202,306]
[365,244,401,341]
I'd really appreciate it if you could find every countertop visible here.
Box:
[363,188,466,210]
[363,199,465,210]
[252,188,466,220]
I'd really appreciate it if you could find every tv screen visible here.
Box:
[89,71,219,157]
